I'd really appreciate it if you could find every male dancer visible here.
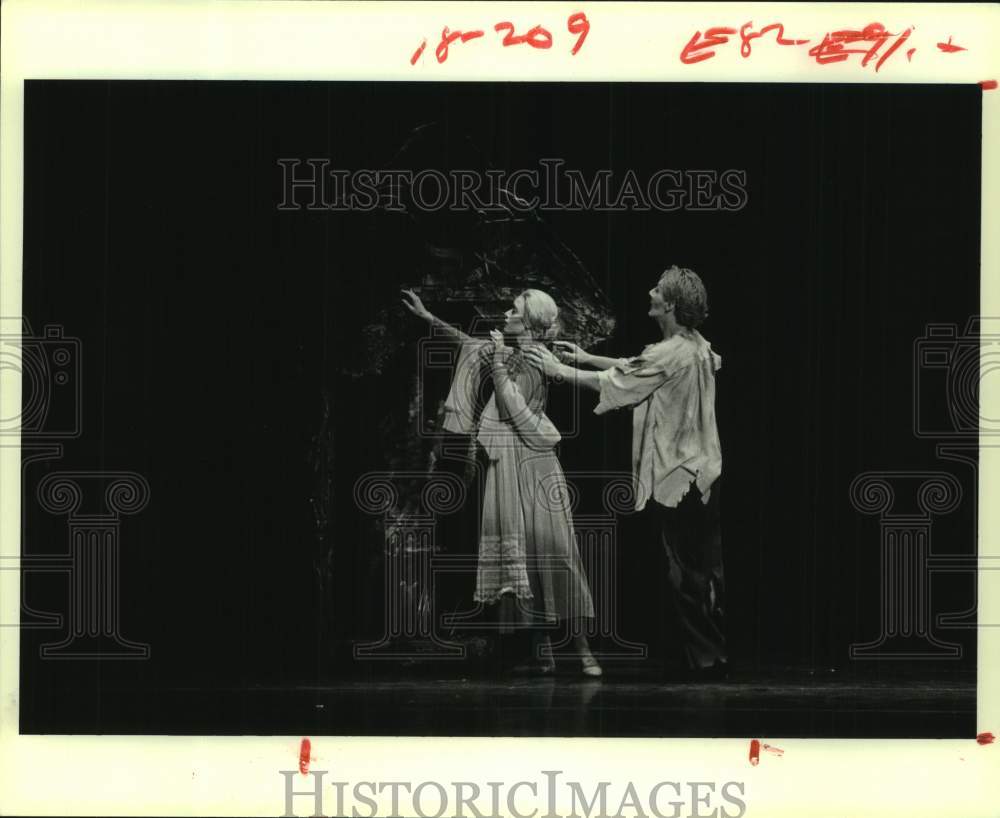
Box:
[526,266,726,677]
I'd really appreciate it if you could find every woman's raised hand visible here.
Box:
[489,329,505,352]
[401,289,432,321]
[552,340,587,365]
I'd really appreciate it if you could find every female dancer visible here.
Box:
[402,288,601,676]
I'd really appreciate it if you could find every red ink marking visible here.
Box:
[980,80,998,91]
[410,39,427,66]
[808,25,873,64]
[568,12,590,56]
[875,26,912,72]
[298,737,312,775]
[749,739,761,766]
[762,743,785,756]
[937,37,966,53]
[808,23,911,71]
[495,22,519,46]
[976,731,995,745]
[680,27,738,64]
[435,28,457,63]
[523,25,553,49]
[738,22,809,58]
[906,48,916,61]
[434,27,484,64]
[494,22,552,49]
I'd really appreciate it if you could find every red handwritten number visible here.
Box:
[493,23,521,46]
[434,27,485,64]
[494,22,553,49]
[411,39,427,65]
[568,12,590,55]
[524,25,553,49]
[738,22,809,58]
[435,27,456,63]
[494,22,518,47]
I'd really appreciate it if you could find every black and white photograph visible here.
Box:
[2,2,999,817]
[16,78,981,738]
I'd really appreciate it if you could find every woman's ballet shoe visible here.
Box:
[581,655,603,677]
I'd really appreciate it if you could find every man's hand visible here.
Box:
[553,340,589,366]
[489,329,505,354]
[524,344,564,378]
[401,289,432,321]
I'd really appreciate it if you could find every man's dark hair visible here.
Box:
[658,265,709,329]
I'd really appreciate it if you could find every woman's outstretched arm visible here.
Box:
[401,289,472,343]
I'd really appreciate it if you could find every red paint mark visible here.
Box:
[524,25,554,49]
[749,739,761,766]
[762,743,785,756]
[874,26,912,72]
[298,737,312,775]
[410,39,427,66]
[568,12,590,56]
[808,22,912,71]
[434,27,485,64]
[738,22,809,58]
[976,731,995,745]
[494,22,553,49]
[680,27,738,64]
[937,36,966,53]
[495,22,518,46]
[906,48,916,62]
[980,80,998,91]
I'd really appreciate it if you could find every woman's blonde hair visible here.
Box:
[518,289,560,341]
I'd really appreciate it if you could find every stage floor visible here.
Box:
[22,670,976,738]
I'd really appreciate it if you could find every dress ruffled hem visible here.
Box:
[474,585,534,605]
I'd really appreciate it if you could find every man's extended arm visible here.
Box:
[552,341,624,371]
[529,343,678,412]
[583,354,627,371]
[525,346,602,392]
[558,364,603,392]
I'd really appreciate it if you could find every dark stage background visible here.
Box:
[20,81,980,735]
